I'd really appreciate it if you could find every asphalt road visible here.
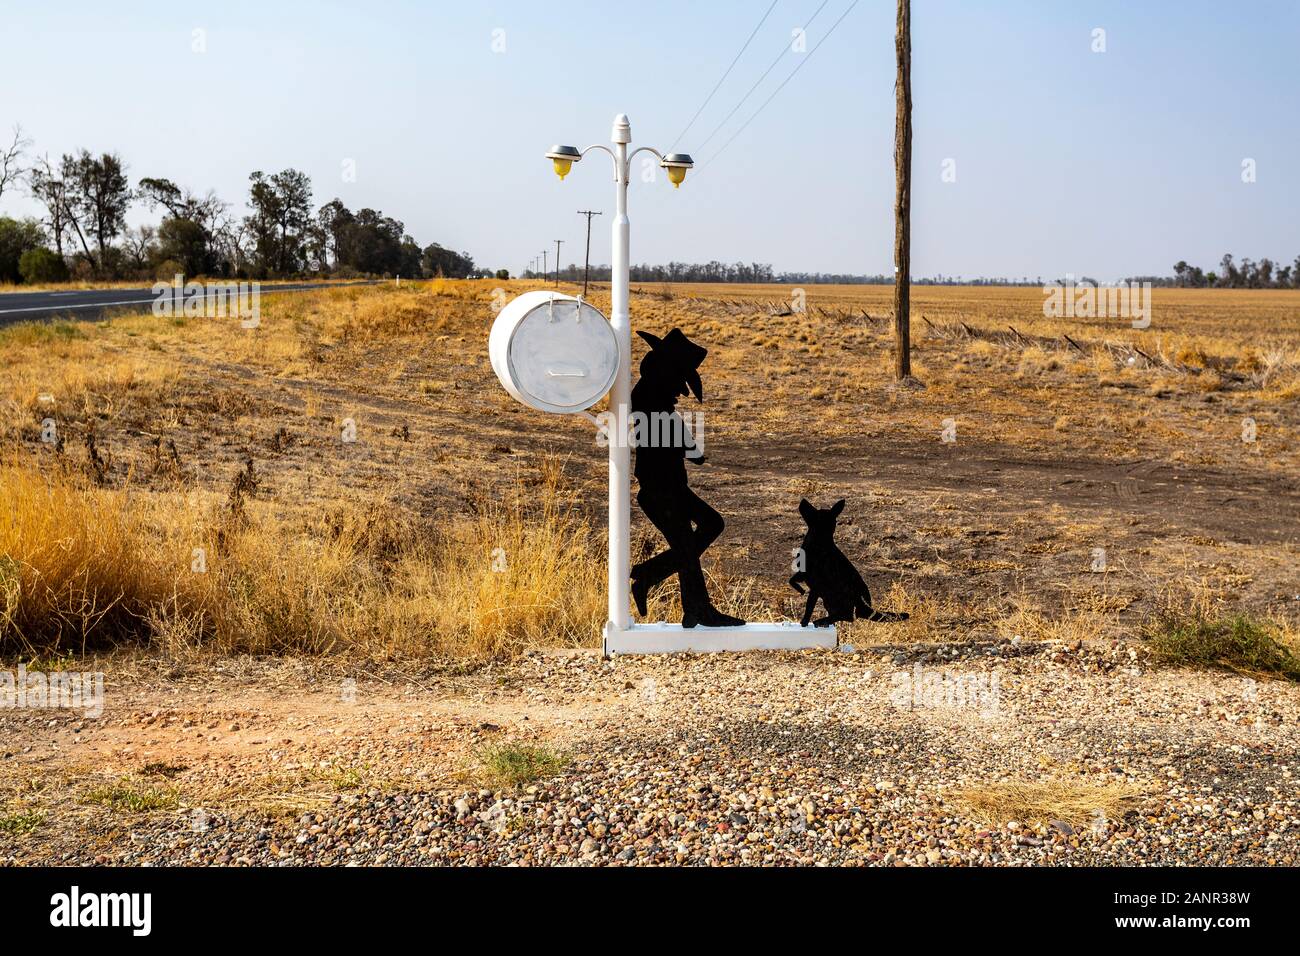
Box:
[0,280,383,326]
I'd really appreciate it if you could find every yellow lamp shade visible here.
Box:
[545,145,581,181]
[660,153,694,190]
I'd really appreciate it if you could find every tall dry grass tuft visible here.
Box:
[993,591,1128,645]
[1,454,614,662]
[0,460,194,654]
[388,462,607,659]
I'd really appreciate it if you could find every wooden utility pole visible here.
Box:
[541,249,547,281]
[893,0,913,380]
[554,239,564,287]
[577,210,602,296]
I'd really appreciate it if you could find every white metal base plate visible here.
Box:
[604,621,837,655]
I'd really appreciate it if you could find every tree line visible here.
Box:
[533,261,907,285]
[535,261,779,284]
[532,263,1079,286]
[1167,255,1300,289]
[0,124,490,285]
[531,255,1300,289]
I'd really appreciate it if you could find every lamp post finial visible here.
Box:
[612,114,631,144]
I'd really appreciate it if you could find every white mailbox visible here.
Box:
[489,290,619,414]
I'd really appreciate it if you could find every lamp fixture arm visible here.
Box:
[580,144,620,181]
[626,146,664,181]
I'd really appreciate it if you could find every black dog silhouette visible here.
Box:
[789,498,909,628]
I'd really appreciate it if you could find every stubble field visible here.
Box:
[1,279,1297,865]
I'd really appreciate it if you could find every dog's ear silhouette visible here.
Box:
[798,498,816,523]
[830,498,845,518]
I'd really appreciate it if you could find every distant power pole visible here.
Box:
[554,239,564,287]
[892,0,913,380]
[577,210,603,296]
[541,249,547,281]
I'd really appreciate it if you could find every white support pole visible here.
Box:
[607,114,633,640]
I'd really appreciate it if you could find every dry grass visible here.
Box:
[0,452,574,661]
[954,778,1147,827]
[0,459,192,653]
[0,445,760,661]
[0,322,180,445]
[994,591,1130,645]
[0,280,159,294]
[382,460,606,659]
[2,279,1296,662]
[2,462,584,662]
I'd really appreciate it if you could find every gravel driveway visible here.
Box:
[3,641,1296,866]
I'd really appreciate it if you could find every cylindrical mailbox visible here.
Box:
[489,290,619,414]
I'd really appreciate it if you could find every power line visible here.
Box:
[702,0,861,169]
[668,0,780,153]
[694,0,831,155]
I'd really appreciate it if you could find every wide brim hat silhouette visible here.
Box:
[636,327,707,401]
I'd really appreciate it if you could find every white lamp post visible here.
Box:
[546,114,691,643]
[530,113,835,654]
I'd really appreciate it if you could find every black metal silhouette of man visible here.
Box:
[629,328,746,629]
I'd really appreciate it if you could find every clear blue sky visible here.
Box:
[2,0,1297,279]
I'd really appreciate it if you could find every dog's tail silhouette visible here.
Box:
[860,607,909,623]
